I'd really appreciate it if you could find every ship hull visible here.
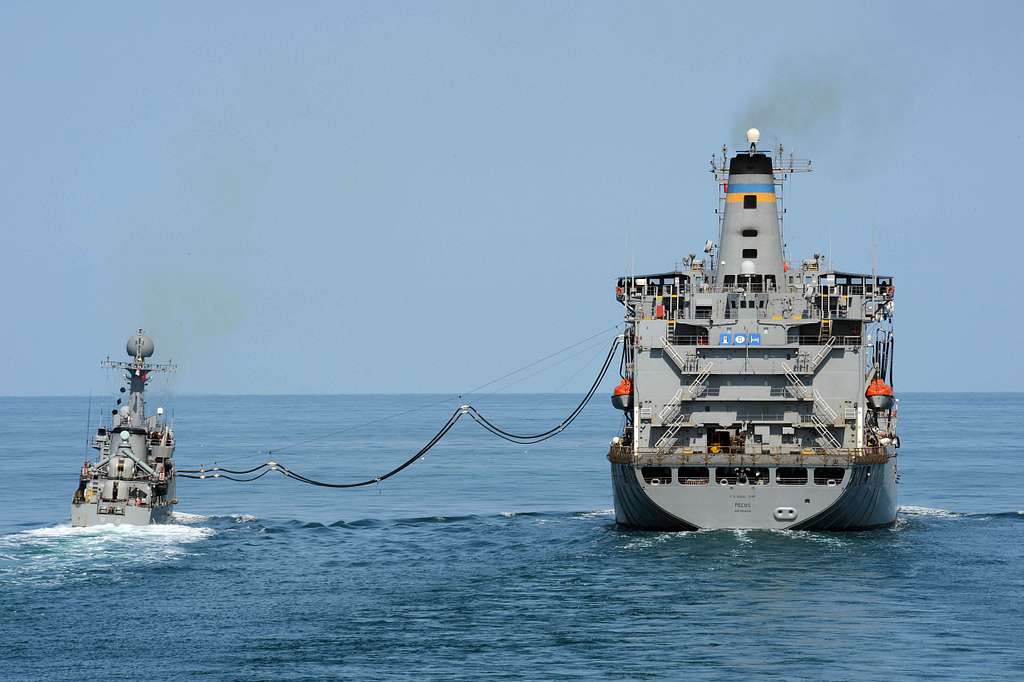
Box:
[610,458,896,531]
[70,498,175,527]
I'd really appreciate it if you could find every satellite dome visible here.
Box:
[746,128,760,144]
[127,330,155,359]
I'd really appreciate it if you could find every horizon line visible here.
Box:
[2,390,1023,399]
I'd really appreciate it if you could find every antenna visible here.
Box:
[871,225,878,279]
[84,389,93,453]
[624,231,629,279]
[627,228,635,281]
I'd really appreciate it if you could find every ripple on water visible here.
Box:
[0,523,215,587]
[171,511,209,523]
[573,508,615,519]
[174,512,257,524]
[898,505,963,518]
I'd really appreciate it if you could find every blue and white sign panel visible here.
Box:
[719,332,761,346]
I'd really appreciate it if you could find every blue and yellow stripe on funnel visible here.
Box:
[725,182,776,203]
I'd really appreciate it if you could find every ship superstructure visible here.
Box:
[71,330,178,526]
[608,129,899,530]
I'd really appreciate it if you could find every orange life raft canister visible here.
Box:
[611,378,633,411]
[866,378,894,410]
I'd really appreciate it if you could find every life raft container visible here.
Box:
[611,378,633,411]
[866,377,895,410]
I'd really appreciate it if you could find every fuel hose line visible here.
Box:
[179,334,621,488]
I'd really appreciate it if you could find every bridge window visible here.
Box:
[777,467,808,485]
[742,249,758,259]
[641,467,672,485]
[742,228,758,237]
[744,195,757,209]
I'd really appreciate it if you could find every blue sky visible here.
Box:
[2,1,1021,394]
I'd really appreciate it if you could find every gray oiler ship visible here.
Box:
[608,129,900,530]
[71,330,178,526]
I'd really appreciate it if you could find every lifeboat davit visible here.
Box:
[866,377,894,411]
[611,378,633,411]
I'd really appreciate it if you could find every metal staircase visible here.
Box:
[658,388,685,422]
[780,361,842,453]
[655,388,685,450]
[654,360,714,450]
[660,337,690,373]
[819,318,832,343]
[804,336,836,374]
[655,415,687,450]
[781,361,807,398]
[809,414,842,452]
[686,363,713,398]
[819,288,833,343]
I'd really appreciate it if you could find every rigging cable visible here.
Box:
[180,334,622,487]
[888,335,894,387]
[461,336,619,444]
[184,323,621,466]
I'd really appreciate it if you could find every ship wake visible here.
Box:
[0,522,214,587]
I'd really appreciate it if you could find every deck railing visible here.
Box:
[659,335,861,347]
[608,444,891,466]
[665,335,709,346]
[787,335,862,346]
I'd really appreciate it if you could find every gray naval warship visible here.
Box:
[608,129,899,530]
[71,330,178,526]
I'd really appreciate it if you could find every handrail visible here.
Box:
[608,444,890,465]
[788,335,862,346]
[660,337,690,372]
[625,285,799,295]
[665,335,709,346]
[613,445,887,457]
[659,335,858,347]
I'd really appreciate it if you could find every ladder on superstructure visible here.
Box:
[819,288,832,343]
[781,361,842,453]
[661,337,698,374]
[656,344,714,450]
[799,336,836,374]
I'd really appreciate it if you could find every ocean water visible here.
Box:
[1,393,1022,681]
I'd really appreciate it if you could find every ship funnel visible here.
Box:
[713,144,785,287]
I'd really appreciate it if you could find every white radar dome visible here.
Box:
[746,128,760,144]
[127,330,155,359]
